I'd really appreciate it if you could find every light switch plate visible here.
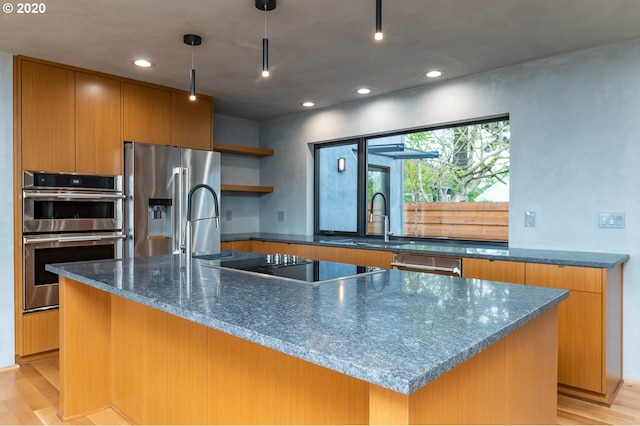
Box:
[278,211,285,222]
[598,212,625,229]
[525,211,536,227]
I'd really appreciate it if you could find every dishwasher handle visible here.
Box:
[391,261,461,276]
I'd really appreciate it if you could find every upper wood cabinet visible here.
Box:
[75,72,123,175]
[462,258,526,284]
[171,93,212,150]
[21,60,76,172]
[123,82,171,146]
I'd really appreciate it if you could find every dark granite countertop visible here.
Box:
[47,251,568,395]
[222,233,629,268]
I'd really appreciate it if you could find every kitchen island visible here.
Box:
[47,252,568,425]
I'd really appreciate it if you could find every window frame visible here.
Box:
[314,115,510,244]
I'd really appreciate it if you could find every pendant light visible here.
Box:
[374,0,383,41]
[183,34,202,101]
[256,0,276,78]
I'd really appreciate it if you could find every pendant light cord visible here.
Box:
[264,4,267,38]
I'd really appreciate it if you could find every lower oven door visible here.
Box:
[23,232,125,312]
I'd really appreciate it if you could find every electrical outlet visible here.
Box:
[225,210,232,221]
[525,211,536,227]
[278,211,285,222]
[598,212,625,229]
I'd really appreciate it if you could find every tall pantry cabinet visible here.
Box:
[13,56,214,357]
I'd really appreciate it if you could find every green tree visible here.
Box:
[403,121,510,202]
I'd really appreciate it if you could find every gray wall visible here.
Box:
[0,52,15,368]
[214,114,262,235]
[259,38,640,381]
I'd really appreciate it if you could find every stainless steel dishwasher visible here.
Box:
[391,253,462,276]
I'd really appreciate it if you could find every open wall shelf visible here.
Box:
[221,184,274,193]
[213,142,274,157]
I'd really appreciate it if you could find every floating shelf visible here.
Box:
[213,142,274,157]
[221,184,274,193]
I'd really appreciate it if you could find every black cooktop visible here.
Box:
[200,253,382,283]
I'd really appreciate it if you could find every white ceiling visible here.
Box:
[2,0,640,120]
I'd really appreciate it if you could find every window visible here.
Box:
[315,117,510,242]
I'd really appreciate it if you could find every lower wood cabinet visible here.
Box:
[22,309,59,356]
[244,241,392,269]
[462,258,526,284]
[525,263,622,406]
[220,240,252,252]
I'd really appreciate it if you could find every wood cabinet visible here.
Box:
[248,241,392,269]
[123,83,214,150]
[123,82,171,146]
[250,241,316,259]
[21,60,76,172]
[75,72,123,175]
[526,263,622,405]
[315,245,392,268]
[462,258,526,284]
[19,60,124,175]
[221,240,252,252]
[171,93,212,150]
[22,310,59,355]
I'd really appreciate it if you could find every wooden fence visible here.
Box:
[403,202,508,241]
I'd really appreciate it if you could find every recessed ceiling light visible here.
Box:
[301,101,315,107]
[424,70,443,78]
[132,59,155,68]
[356,88,372,95]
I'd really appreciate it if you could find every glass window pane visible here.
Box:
[317,143,358,232]
[403,121,509,240]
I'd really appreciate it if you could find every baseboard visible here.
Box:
[0,363,19,373]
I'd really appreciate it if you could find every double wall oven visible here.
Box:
[22,171,125,312]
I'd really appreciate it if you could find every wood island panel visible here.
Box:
[58,277,111,420]
[58,275,559,425]
[111,296,208,424]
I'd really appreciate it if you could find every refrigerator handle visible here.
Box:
[172,167,184,254]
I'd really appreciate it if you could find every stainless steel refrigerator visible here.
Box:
[124,142,221,258]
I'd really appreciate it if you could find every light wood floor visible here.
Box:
[1,354,639,425]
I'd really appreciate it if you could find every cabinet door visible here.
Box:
[526,263,604,393]
[171,93,212,150]
[555,290,603,392]
[123,83,171,145]
[462,258,525,284]
[22,309,59,355]
[314,246,392,268]
[75,73,123,175]
[250,241,315,259]
[21,61,75,172]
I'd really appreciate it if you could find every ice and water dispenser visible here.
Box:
[147,198,172,238]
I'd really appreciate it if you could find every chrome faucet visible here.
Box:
[369,191,391,243]
[184,183,220,262]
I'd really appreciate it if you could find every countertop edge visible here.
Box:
[222,233,629,268]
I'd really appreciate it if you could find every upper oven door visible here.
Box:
[23,190,124,233]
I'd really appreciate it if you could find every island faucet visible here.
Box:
[184,183,220,262]
[369,191,391,243]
